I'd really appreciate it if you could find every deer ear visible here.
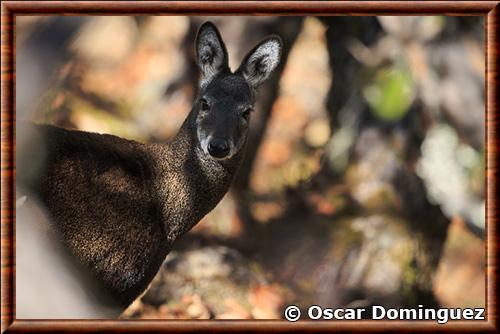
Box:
[195,22,229,87]
[237,36,282,88]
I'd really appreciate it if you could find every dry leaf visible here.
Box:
[217,298,251,319]
[249,284,284,319]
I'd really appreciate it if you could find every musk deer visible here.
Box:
[17,21,282,311]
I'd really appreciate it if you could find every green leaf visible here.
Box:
[363,65,415,122]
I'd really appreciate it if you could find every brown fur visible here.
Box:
[18,110,243,307]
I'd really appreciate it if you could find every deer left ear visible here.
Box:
[237,36,282,88]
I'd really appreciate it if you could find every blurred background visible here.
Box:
[16,15,485,319]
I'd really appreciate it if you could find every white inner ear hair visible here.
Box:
[245,39,281,86]
[199,30,224,89]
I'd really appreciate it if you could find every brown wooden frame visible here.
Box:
[1,1,498,332]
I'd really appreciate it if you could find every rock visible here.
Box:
[126,246,270,319]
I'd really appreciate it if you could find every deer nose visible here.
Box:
[208,138,230,158]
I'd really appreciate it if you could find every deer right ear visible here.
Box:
[195,22,229,88]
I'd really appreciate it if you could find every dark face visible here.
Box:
[194,21,282,160]
[196,74,254,160]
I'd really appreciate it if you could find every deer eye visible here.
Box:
[241,107,253,121]
[200,99,210,112]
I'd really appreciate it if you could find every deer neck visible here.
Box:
[154,110,244,245]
